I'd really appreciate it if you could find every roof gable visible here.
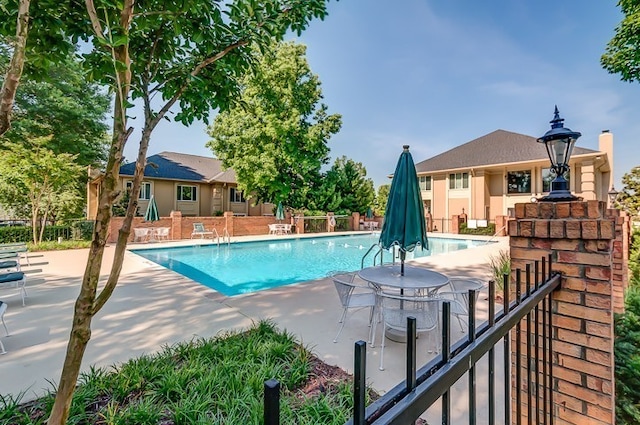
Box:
[119,152,236,184]
[414,129,598,173]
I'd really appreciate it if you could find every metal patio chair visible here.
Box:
[331,271,377,346]
[378,292,440,371]
[437,277,485,332]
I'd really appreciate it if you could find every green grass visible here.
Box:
[0,321,368,424]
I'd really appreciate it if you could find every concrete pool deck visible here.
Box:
[0,231,508,423]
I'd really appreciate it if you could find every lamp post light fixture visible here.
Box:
[537,106,582,202]
[608,186,619,208]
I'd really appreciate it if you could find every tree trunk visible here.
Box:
[0,0,30,136]
[46,1,135,415]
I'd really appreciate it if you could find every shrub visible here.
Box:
[489,249,510,291]
[459,222,495,236]
[616,285,640,424]
[0,225,72,243]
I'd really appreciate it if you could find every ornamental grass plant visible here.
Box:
[0,321,366,425]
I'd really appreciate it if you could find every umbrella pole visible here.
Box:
[400,251,406,276]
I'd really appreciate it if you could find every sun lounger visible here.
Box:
[0,272,27,306]
[0,244,30,265]
[0,260,20,272]
[191,223,214,239]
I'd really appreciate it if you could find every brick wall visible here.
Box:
[508,200,628,425]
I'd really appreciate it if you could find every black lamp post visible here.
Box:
[537,106,582,202]
[608,186,619,208]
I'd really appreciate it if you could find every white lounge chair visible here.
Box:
[155,227,170,241]
[0,272,27,306]
[191,223,214,239]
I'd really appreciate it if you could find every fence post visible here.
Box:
[264,378,280,425]
[353,340,366,425]
[508,200,628,425]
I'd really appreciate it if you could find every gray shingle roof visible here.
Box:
[414,129,598,173]
[119,152,236,184]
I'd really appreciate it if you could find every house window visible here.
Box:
[448,173,469,189]
[542,168,569,193]
[419,176,432,191]
[507,170,531,194]
[125,181,151,200]
[230,188,245,203]
[177,185,197,201]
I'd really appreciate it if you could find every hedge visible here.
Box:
[0,221,94,244]
[459,222,495,236]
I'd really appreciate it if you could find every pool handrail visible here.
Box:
[361,243,384,269]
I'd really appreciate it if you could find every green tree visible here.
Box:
[1,2,334,424]
[602,0,640,82]
[207,41,342,208]
[317,156,374,214]
[0,47,111,166]
[617,166,640,218]
[0,137,83,243]
[375,184,390,216]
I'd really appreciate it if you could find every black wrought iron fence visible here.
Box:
[261,255,560,425]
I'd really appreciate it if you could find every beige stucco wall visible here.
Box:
[431,174,447,220]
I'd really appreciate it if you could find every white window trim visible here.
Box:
[230,187,246,203]
[125,180,152,200]
[177,185,198,202]
[448,172,469,190]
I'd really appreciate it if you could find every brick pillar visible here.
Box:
[170,210,182,240]
[352,212,360,231]
[224,211,235,236]
[508,200,622,425]
[610,209,631,314]
[451,214,460,234]
[494,215,510,236]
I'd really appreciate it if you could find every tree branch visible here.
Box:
[0,0,30,136]
[84,0,107,42]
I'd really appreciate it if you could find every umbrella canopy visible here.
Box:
[144,195,160,222]
[365,207,374,219]
[379,145,428,275]
[275,201,285,221]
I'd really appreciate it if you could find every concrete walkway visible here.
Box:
[0,232,508,423]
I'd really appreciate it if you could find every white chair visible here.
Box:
[437,277,485,332]
[268,224,279,235]
[0,301,8,354]
[191,223,214,239]
[378,293,440,371]
[156,227,170,241]
[133,228,150,243]
[331,272,377,345]
[0,272,27,306]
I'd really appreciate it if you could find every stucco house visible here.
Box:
[87,152,274,219]
[414,129,614,231]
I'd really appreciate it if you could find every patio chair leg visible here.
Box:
[1,316,8,336]
[0,338,5,355]
[455,314,465,333]
[379,325,386,371]
[333,307,349,343]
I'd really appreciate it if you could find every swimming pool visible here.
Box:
[132,234,491,296]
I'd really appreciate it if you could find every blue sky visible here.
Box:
[124,0,639,190]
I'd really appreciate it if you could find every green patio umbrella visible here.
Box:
[379,145,428,275]
[365,207,374,219]
[275,201,285,221]
[144,195,160,222]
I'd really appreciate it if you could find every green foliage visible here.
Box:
[459,222,496,236]
[0,320,361,424]
[488,249,510,291]
[602,0,640,83]
[313,156,375,215]
[616,284,640,424]
[374,184,390,217]
[208,41,342,208]
[630,228,640,284]
[0,225,72,243]
[0,45,111,167]
[0,138,84,243]
[28,240,92,252]
[617,166,640,219]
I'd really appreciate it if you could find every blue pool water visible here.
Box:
[132,234,491,296]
